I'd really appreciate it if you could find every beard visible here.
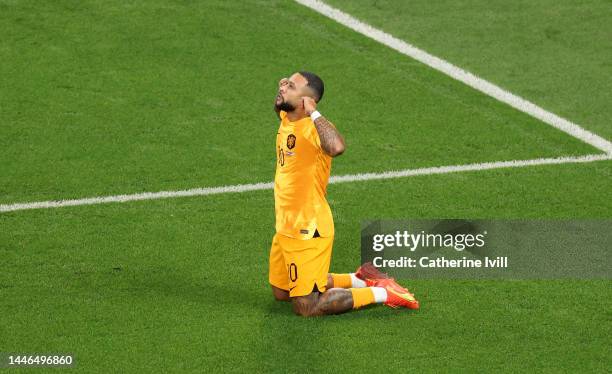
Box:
[276,101,296,112]
[275,93,296,112]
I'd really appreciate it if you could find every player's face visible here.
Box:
[275,73,308,112]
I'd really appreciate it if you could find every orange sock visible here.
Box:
[330,273,352,289]
[350,287,375,309]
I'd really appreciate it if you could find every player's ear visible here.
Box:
[304,87,316,102]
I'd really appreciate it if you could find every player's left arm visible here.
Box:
[302,97,346,157]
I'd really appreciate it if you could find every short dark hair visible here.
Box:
[299,71,324,102]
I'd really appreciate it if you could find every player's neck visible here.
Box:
[286,109,308,122]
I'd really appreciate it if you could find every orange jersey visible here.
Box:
[274,110,334,240]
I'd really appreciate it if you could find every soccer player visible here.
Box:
[270,71,419,316]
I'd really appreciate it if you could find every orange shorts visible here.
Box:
[268,232,333,297]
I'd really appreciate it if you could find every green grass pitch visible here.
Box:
[1,0,610,372]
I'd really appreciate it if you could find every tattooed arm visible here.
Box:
[302,96,346,157]
[313,115,346,157]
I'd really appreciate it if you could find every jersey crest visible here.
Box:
[287,134,296,149]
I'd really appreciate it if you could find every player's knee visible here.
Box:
[271,286,290,302]
[273,292,290,302]
[291,295,320,317]
[292,305,318,317]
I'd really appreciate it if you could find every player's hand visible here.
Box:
[302,96,317,115]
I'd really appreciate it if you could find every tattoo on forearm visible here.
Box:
[314,116,345,156]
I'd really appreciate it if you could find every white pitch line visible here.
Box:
[294,0,612,155]
[330,154,611,183]
[1,154,610,214]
